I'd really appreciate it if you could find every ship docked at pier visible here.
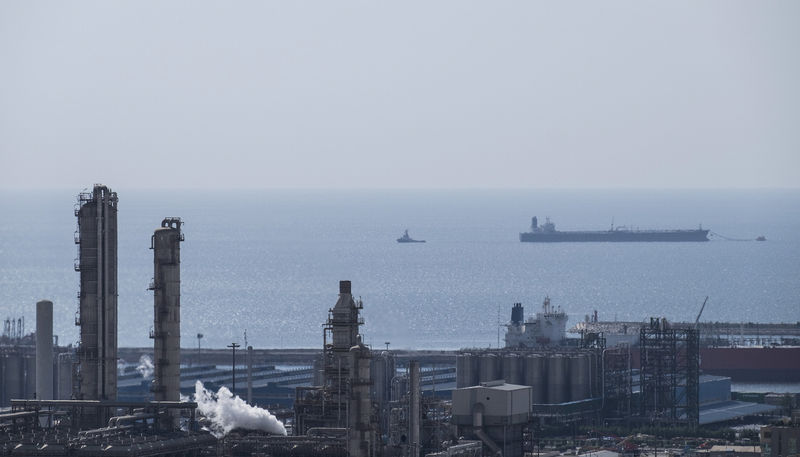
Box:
[520,216,709,242]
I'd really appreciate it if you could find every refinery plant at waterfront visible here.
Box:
[1,185,798,457]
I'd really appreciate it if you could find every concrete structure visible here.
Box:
[761,422,800,457]
[149,217,183,407]
[75,184,118,401]
[708,445,761,457]
[35,300,53,400]
[452,381,532,457]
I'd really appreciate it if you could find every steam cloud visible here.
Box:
[193,380,286,437]
[136,355,154,379]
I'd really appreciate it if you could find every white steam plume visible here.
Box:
[193,380,286,437]
[136,355,154,379]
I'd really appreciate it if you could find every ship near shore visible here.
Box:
[520,216,709,242]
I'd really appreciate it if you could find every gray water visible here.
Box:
[1,189,798,350]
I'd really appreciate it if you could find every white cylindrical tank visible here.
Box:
[36,300,54,400]
[57,352,74,400]
[502,353,522,385]
[569,353,590,401]
[524,353,547,404]
[4,354,24,401]
[478,353,500,383]
[456,353,479,388]
[547,354,568,404]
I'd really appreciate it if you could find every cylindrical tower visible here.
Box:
[75,184,118,401]
[36,300,54,400]
[150,218,183,409]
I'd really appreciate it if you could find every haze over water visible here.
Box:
[1,189,798,350]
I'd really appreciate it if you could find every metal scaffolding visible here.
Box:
[638,318,699,428]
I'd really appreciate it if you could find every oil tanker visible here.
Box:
[520,216,709,242]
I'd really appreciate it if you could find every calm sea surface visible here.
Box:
[1,189,798,351]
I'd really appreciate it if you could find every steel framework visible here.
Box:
[639,318,699,428]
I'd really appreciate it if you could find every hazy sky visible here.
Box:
[1,1,798,189]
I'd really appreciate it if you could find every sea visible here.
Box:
[1,188,799,354]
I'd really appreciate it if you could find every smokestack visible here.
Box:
[150,217,183,416]
[511,303,524,325]
[409,360,421,457]
[75,184,118,402]
[36,300,53,400]
[339,280,351,294]
[247,346,253,405]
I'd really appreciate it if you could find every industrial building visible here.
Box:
[1,185,791,457]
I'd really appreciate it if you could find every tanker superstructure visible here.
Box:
[520,216,709,242]
[505,297,568,348]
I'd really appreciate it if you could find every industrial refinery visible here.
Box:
[1,184,798,457]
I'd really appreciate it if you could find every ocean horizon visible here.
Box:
[1,188,798,351]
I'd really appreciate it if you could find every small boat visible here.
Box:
[756,236,766,241]
[397,229,425,243]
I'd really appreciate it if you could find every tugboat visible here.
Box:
[397,229,425,243]
[756,235,767,241]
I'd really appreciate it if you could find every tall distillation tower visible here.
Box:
[294,281,374,457]
[149,218,183,404]
[74,184,118,401]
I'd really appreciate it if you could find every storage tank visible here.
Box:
[3,354,24,404]
[478,353,500,383]
[502,353,522,385]
[456,353,479,388]
[569,353,591,401]
[372,352,395,405]
[57,352,74,400]
[524,353,547,404]
[547,354,568,404]
[24,355,36,399]
[588,351,600,398]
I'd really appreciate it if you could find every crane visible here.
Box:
[695,296,708,330]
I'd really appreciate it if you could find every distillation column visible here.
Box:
[150,218,183,410]
[75,184,118,401]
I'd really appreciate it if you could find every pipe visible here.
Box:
[409,360,420,457]
[247,345,253,404]
[474,427,502,457]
